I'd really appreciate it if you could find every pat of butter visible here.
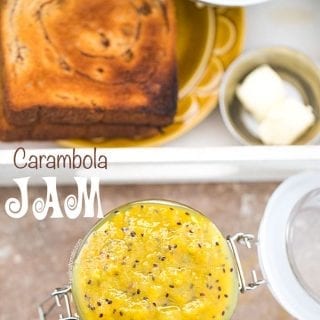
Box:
[236,65,286,122]
[259,98,315,145]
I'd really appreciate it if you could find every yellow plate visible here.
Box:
[58,3,245,148]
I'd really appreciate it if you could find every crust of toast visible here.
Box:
[0,105,161,141]
[2,0,177,127]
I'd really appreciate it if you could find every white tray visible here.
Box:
[0,147,319,186]
[1,0,320,184]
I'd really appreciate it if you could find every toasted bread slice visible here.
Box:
[2,0,177,127]
[0,106,160,141]
[0,86,160,141]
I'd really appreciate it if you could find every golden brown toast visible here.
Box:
[2,0,177,127]
[0,103,160,141]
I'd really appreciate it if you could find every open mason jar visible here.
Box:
[38,172,320,320]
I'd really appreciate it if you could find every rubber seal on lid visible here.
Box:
[258,172,320,320]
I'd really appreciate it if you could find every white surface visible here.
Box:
[258,172,320,319]
[1,147,320,185]
[1,0,320,184]
[1,0,320,151]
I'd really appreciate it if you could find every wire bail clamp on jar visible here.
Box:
[227,233,266,293]
[38,286,79,320]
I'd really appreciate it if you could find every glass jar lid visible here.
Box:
[287,189,320,304]
[258,172,320,320]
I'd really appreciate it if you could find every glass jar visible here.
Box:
[38,172,320,320]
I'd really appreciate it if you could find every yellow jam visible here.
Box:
[72,201,238,320]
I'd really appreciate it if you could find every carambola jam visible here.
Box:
[72,201,238,320]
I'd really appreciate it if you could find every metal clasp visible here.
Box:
[38,286,79,320]
[227,233,266,293]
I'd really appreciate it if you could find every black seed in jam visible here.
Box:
[177,222,182,225]
[141,233,144,237]
[137,289,141,294]
[224,294,229,298]
[99,314,103,318]
[222,311,225,316]
[218,286,222,291]
[130,231,136,237]
[185,212,190,216]
[97,301,101,306]
[153,302,157,307]
[166,293,169,298]
[218,295,221,299]
[198,243,202,248]
[215,242,220,246]
[143,297,148,300]
[153,263,158,267]
[113,309,116,314]
[230,268,234,272]
[169,284,174,288]
[120,311,123,316]
[200,293,205,297]
[170,208,174,211]
[114,210,119,214]
[87,280,92,285]
[140,205,144,209]
[208,273,212,276]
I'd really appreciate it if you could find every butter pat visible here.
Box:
[259,98,315,145]
[236,65,286,121]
